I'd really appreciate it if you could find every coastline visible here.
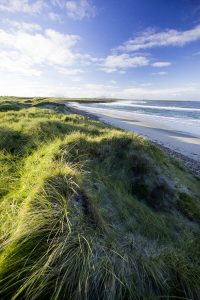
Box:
[65,102,200,176]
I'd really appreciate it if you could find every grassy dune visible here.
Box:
[0,97,200,299]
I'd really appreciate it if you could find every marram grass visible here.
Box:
[0,97,200,299]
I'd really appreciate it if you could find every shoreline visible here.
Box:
[65,102,200,176]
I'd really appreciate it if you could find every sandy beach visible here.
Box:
[67,102,200,174]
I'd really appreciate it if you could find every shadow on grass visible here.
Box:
[58,133,177,211]
[0,127,31,155]
[29,120,103,142]
[0,101,29,112]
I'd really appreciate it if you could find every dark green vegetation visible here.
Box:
[0,97,200,299]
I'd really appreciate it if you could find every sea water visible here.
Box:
[77,100,200,138]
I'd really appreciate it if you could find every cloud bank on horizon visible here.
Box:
[0,0,200,100]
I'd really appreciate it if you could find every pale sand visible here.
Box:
[66,103,200,163]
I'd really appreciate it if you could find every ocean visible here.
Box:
[77,100,200,138]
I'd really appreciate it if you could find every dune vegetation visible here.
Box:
[0,97,200,299]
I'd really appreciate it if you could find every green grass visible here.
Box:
[0,97,200,299]
[0,96,114,106]
[177,192,200,224]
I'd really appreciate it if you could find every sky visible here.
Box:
[0,0,200,100]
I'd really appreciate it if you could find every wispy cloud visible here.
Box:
[3,19,42,32]
[66,0,96,20]
[151,61,171,67]
[140,82,152,87]
[57,67,84,75]
[118,25,200,52]
[48,12,62,22]
[53,0,96,20]
[152,71,168,76]
[101,54,149,73]
[0,0,47,14]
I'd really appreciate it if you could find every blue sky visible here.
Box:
[0,0,200,100]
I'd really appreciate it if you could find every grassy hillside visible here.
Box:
[0,97,200,299]
[0,96,113,109]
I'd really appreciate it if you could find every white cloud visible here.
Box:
[118,25,200,52]
[0,26,80,76]
[110,80,117,85]
[57,67,84,75]
[102,54,149,73]
[152,71,168,76]
[151,61,171,67]
[53,0,96,20]
[0,50,41,76]
[3,19,42,32]
[48,12,62,22]
[76,53,103,66]
[140,82,152,87]
[0,21,107,78]
[65,0,96,20]
[0,0,47,14]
